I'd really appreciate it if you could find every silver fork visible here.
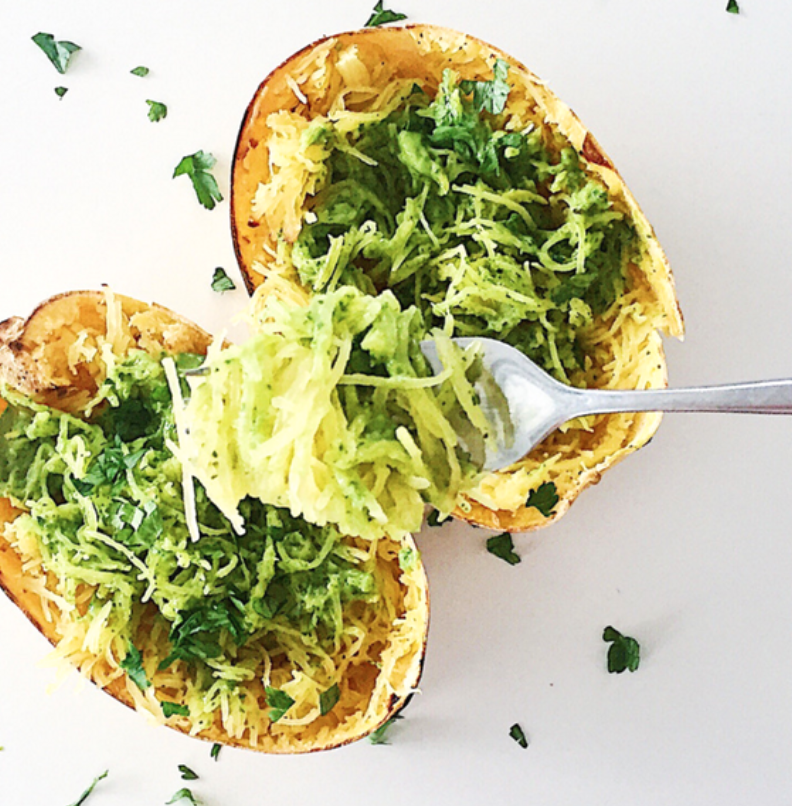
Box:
[420,337,792,471]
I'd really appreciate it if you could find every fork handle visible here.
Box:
[577,379,792,416]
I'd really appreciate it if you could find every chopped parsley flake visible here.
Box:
[369,714,402,744]
[178,765,198,781]
[365,1,407,26]
[726,0,739,12]
[173,151,223,210]
[119,642,151,690]
[162,702,190,718]
[319,683,340,716]
[73,435,147,494]
[603,626,640,673]
[210,743,221,761]
[459,59,511,115]
[486,532,521,565]
[131,66,150,77]
[31,32,81,74]
[55,86,68,99]
[67,770,108,806]
[509,723,528,749]
[525,482,559,517]
[146,100,168,122]
[166,788,200,805]
[427,510,449,527]
[211,267,236,293]
[265,687,295,722]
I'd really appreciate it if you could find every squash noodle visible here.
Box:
[179,286,494,541]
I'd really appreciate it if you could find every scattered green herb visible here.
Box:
[55,86,68,99]
[459,59,511,115]
[211,267,236,293]
[73,435,147,494]
[146,100,168,122]
[162,702,190,718]
[166,788,200,805]
[319,683,340,716]
[603,626,640,673]
[509,723,528,749]
[119,642,151,690]
[525,482,559,518]
[131,66,150,77]
[726,0,739,13]
[178,765,198,781]
[67,770,108,806]
[365,1,407,26]
[369,714,402,745]
[486,532,521,565]
[427,510,449,528]
[265,687,295,722]
[31,32,81,74]
[173,151,223,210]
[210,743,221,761]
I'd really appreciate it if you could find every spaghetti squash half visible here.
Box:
[0,290,427,753]
[231,25,684,532]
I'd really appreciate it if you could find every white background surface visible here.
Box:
[2,1,792,804]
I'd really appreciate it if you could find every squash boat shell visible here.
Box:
[230,25,684,532]
[0,290,428,753]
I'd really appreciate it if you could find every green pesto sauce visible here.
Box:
[0,352,378,688]
[293,70,637,382]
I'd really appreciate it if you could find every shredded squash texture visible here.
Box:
[180,286,493,541]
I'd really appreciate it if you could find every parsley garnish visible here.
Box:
[525,481,559,517]
[210,743,221,761]
[162,702,190,718]
[726,0,739,12]
[365,1,407,26]
[369,714,402,745]
[173,151,223,210]
[509,723,528,749]
[427,510,449,527]
[486,532,521,565]
[31,32,81,75]
[603,626,640,673]
[131,66,150,77]
[67,770,108,806]
[265,687,295,722]
[211,267,236,293]
[166,788,201,805]
[119,642,151,691]
[108,499,163,548]
[158,597,249,670]
[73,435,147,494]
[178,765,198,781]
[55,86,68,99]
[319,683,340,716]
[146,100,168,122]
[459,59,511,115]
